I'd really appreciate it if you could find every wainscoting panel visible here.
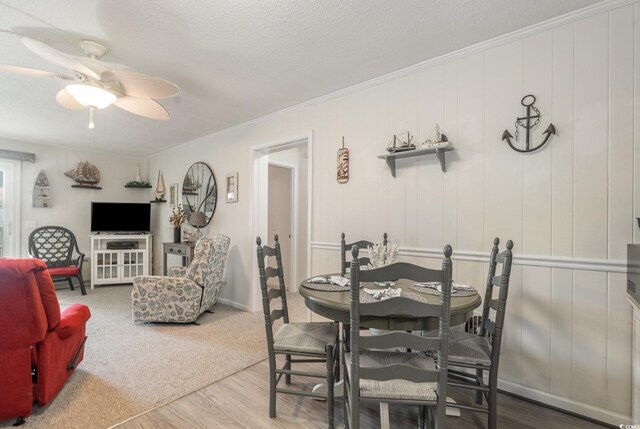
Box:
[483,41,524,252]
[572,270,608,407]
[522,31,553,256]
[609,5,635,261]
[606,272,633,415]
[521,266,552,393]
[551,24,575,258]
[573,14,609,260]
[550,268,573,399]
[455,52,485,253]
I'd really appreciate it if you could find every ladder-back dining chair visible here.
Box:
[445,238,513,429]
[28,226,86,295]
[256,235,340,428]
[340,232,388,275]
[345,245,453,429]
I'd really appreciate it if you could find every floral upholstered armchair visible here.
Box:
[131,234,231,323]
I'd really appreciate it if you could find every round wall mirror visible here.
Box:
[181,162,217,228]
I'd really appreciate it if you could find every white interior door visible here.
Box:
[0,160,19,257]
[267,164,293,289]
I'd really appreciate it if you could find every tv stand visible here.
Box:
[90,234,152,287]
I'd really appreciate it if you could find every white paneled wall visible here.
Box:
[0,138,147,255]
[149,3,638,424]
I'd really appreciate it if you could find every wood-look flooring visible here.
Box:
[115,359,609,429]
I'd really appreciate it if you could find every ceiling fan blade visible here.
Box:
[0,64,73,80]
[102,70,179,99]
[73,56,112,76]
[56,88,85,110]
[114,96,170,120]
[21,37,100,80]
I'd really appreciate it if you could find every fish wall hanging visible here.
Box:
[337,136,349,184]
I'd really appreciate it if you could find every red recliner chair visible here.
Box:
[0,258,90,425]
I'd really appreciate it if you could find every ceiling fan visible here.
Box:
[0,36,179,128]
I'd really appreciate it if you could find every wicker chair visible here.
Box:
[256,235,339,428]
[28,226,86,295]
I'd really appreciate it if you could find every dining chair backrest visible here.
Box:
[340,232,388,275]
[479,238,513,364]
[348,245,453,427]
[256,235,290,348]
[28,226,79,268]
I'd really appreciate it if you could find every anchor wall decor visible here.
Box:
[502,95,556,153]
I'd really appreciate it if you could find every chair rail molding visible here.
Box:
[311,242,626,273]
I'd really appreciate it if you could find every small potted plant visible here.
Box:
[169,205,186,243]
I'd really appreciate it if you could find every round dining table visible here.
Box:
[299,274,482,330]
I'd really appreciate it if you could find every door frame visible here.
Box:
[250,132,313,312]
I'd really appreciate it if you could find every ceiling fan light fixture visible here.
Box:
[66,84,116,109]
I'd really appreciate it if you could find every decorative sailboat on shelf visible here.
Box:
[387,131,416,153]
[153,171,166,202]
[65,161,101,189]
[421,124,449,149]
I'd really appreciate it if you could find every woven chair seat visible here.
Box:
[346,350,438,401]
[273,322,338,354]
[447,335,492,366]
[423,328,491,366]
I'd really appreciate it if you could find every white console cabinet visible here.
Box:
[90,234,152,287]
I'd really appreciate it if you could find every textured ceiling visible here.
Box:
[0,0,602,156]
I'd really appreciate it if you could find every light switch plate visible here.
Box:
[25,220,37,228]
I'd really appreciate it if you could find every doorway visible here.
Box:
[251,132,312,312]
[0,159,20,257]
[267,164,293,288]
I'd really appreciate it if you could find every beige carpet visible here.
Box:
[0,284,307,429]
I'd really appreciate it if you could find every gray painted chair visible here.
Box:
[256,235,340,429]
[444,238,513,429]
[345,245,453,429]
[340,232,388,275]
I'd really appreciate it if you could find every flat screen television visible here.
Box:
[91,202,151,233]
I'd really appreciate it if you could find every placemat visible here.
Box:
[409,284,477,297]
[301,282,351,292]
[360,289,428,304]
[301,274,352,292]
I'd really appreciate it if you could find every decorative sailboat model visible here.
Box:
[421,124,449,149]
[65,161,101,189]
[387,131,416,153]
[153,171,167,202]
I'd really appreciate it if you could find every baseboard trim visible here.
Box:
[218,297,250,311]
[311,242,626,273]
[497,379,631,426]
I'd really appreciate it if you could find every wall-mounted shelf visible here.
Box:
[33,171,51,208]
[150,199,166,204]
[378,146,453,177]
[72,185,102,190]
[125,184,152,189]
